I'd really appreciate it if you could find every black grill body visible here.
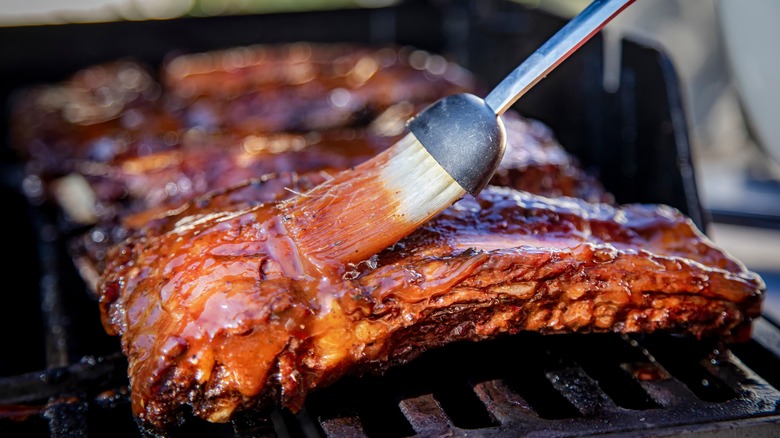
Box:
[1,1,778,436]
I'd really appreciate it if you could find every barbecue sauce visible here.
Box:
[97,187,764,428]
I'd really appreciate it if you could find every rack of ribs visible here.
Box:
[11,44,475,179]
[97,182,763,428]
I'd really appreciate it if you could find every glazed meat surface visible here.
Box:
[13,44,607,229]
[72,171,330,291]
[162,44,479,133]
[89,111,610,220]
[11,61,178,177]
[83,129,394,220]
[12,44,475,178]
[71,112,610,292]
[52,108,608,227]
[97,185,763,428]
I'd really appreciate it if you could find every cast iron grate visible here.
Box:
[3,304,780,437]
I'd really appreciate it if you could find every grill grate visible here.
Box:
[307,327,780,438]
[3,251,780,438]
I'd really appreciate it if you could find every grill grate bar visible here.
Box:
[715,352,780,404]
[731,323,780,391]
[640,336,739,403]
[36,212,71,369]
[546,367,618,416]
[702,350,756,391]
[472,379,540,426]
[620,361,701,408]
[318,416,366,438]
[44,395,88,438]
[0,354,127,406]
[398,394,452,435]
[300,331,780,438]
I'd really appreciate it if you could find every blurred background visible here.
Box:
[2,0,778,320]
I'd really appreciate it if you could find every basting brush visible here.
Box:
[280,0,634,270]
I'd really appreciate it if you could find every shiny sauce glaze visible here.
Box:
[75,114,611,293]
[95,129,395,219]
[13,45,476,179]
[98,186,764,428]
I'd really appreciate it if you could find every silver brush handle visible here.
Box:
[484,0,635,115]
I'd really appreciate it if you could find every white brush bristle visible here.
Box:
[381,132,466,225]
[283,131,468,268]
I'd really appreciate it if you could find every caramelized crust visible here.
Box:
[162,44,478,133]
[79,112,609,222]
[11,61,178,177]
[12,45,475,178]
[71,113,610,292]
[85,129,395,219]
[97,186,763,428]
[13,45,606,228]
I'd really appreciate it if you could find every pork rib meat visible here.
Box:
[97,185,763,429]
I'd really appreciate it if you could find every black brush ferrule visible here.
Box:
[407,93,506,196]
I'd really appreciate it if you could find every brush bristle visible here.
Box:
[381,133,466,225]
[280,132,465,271]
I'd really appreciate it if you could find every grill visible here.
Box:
[2,1,780,436]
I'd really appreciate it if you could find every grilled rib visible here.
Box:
[14,44,607,230]
[97,185,763,429]
[11,45,476,179]
[71,112,610,293]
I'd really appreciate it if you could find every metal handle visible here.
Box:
[484,0,635,115]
